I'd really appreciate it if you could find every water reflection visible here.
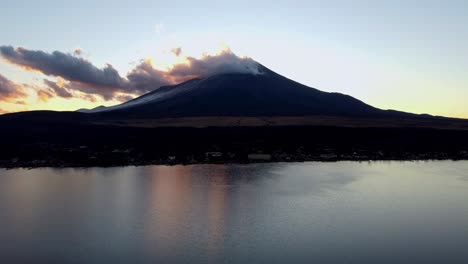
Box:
[1,162,468,263]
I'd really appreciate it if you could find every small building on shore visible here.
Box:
[205,152,223,160]
[319,153,338,160]
[248,154,272,161]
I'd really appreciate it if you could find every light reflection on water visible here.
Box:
[1,161,468,264]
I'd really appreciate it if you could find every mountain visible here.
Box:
[81,65,399,119]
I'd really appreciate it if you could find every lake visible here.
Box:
[1,161,468,263]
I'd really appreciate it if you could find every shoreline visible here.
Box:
[2,125,468,170]
[2,154,468,169]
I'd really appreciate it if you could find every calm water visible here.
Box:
[1,161,468,264]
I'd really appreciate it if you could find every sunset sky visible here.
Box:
[1,0,467,118]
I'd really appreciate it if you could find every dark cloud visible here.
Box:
[126,61,173,94]
[0,46,129,100]
[62,81,119,100]
[0,46,126,88]
[43,79,73,98]
[171,47,182,56]
[0,73,28,102]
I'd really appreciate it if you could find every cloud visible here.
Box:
[171,47,182,56]
[73,48,82,56]
[82,94,97,103]
[126,60,173,94]
[168,48,262,82]
[43,79,73,98]
[1,45,262,104]
[116,94,135,102]
[0,46,126,87]
[0,76,94,106]
[37,89,53,102]
[62,80,122,100]
[0,73,28,103]
[0,46,128,100]
[127,48,262,90]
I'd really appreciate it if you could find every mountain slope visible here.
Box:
[87,65,390,118]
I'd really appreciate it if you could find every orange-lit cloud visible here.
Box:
[73,48,82,56]
[115,94,135,102]
[82,94,98,103]
[0,73,28,103]
[37,89,53,102]
[0,72,103,115]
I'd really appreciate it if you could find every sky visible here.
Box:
[0,0,467,118]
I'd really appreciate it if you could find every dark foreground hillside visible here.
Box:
[1,115,468,168]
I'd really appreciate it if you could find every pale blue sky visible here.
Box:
[1,0,468,117]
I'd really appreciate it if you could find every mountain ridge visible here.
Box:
[1,63,466,125]
[76,64,401,119]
